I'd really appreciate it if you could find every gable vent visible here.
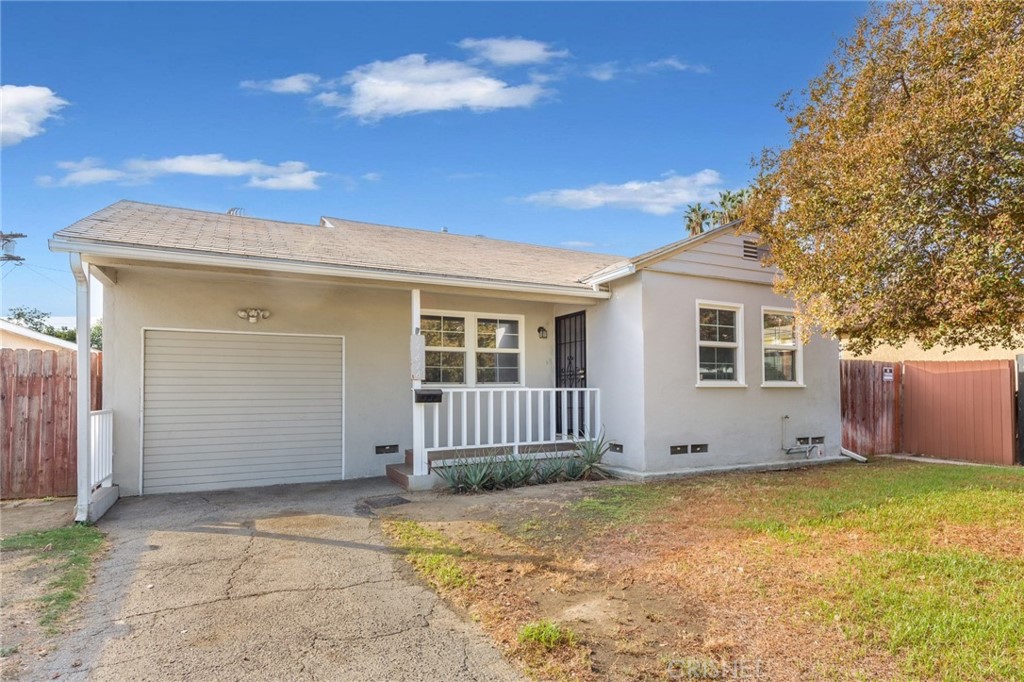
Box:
[742,240,759,260]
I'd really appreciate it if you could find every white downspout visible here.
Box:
[70,254,91,522]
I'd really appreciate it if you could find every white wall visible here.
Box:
[104,267,558,495]
[556,276,647,471]
[639,270,841,472]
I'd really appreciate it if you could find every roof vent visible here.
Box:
[742,239,759,260]
[227,207,245,216]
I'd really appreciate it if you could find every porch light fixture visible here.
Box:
[537,326,548,339]
[237,308,271,324]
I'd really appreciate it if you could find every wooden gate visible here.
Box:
[903,360,1017,465]
[0,349,102,499]
[841,360,901,455]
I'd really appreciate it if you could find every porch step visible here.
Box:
[386,462,412,489]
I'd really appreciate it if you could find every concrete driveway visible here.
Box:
[35,479,520,682]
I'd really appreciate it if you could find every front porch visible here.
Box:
[388,385,602,489]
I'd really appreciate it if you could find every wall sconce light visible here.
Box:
[237,308,271,324]
[537,326,548,339]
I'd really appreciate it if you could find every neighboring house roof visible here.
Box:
[50,200,625,295]
[0,319,90,352]
[583,220,748,285]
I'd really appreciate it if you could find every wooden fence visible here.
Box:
[841,358,1019,465]
[840,360,901,455]
[903,360,1017,466]
[0,349,102,499]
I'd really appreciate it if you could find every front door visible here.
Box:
[555,311,586,435]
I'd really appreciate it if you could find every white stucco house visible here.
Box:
[50,200,844,521]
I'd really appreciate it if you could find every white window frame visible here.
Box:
[760,306,804,388]
[421,309,526,387]
[695,300,746,387]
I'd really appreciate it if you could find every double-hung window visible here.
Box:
[421,314,467,384]
[697,301,744,385]
[761,308,803,386]
[421,312,523,385]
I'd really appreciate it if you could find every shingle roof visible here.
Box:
[52,201,625,291]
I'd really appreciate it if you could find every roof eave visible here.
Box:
[48,238,612,300]
[582,262,636,287]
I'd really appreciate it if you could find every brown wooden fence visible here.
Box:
[841,360,902,455]
[842,358,1019,465]
[0,349,102,499]
[903,360,1017,466]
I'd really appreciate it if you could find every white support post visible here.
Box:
[70,254,91,522]
[411,289,428,476]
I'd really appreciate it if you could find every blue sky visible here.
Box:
[1,2,866,319]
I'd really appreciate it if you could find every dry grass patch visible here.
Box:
[382,461,1024,681]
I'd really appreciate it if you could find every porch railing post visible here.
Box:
[71,254,91,522]
[411,289,428,477]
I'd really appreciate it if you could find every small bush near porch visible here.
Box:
[380,460,1024,681]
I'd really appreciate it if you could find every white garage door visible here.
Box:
[143,330,344,494]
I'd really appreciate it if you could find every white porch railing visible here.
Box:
[423,387,600,456]
[89,410,113,490]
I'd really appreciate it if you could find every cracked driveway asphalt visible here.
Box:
[35,479,520,682]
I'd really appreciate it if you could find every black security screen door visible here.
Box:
[555,311,586,435]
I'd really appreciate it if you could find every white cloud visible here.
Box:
[585,57,710,81]
[586,63,619,82]
[240,73,321,94]
[319,54,548,121]
[39,158,129,186]
[1,85,68,146]
[247,170,324,190]
[560,240,595,248]
[38,153,326,190]
[361,171,383,182]
[643,57,710,74]
[524,170,724,216]
[458,37,569,66]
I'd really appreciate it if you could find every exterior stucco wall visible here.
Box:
[556,276,647,472]
[104,267,558,495]
[639,270,841,473]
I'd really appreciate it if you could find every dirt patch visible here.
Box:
[0,498,75,539]
[1,553,64,680]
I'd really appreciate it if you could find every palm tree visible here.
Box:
[683,203,712,237]
[711,188,751,225]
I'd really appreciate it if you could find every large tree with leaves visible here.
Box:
[745,1,1024,354]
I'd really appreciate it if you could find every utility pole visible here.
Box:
[1,232,27,263]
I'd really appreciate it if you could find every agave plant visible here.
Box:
[562,457,587,481]
[505,455,537,487]
[461,458,494,492]
[573,429,611,480]
[534,458,565,484]
[432,459,463,492]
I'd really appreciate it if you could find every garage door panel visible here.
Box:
[143,331,344,494]
[144,430,343,451]
[145,417,342,431]
[145,459,344,478]
[144,448,344,469]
